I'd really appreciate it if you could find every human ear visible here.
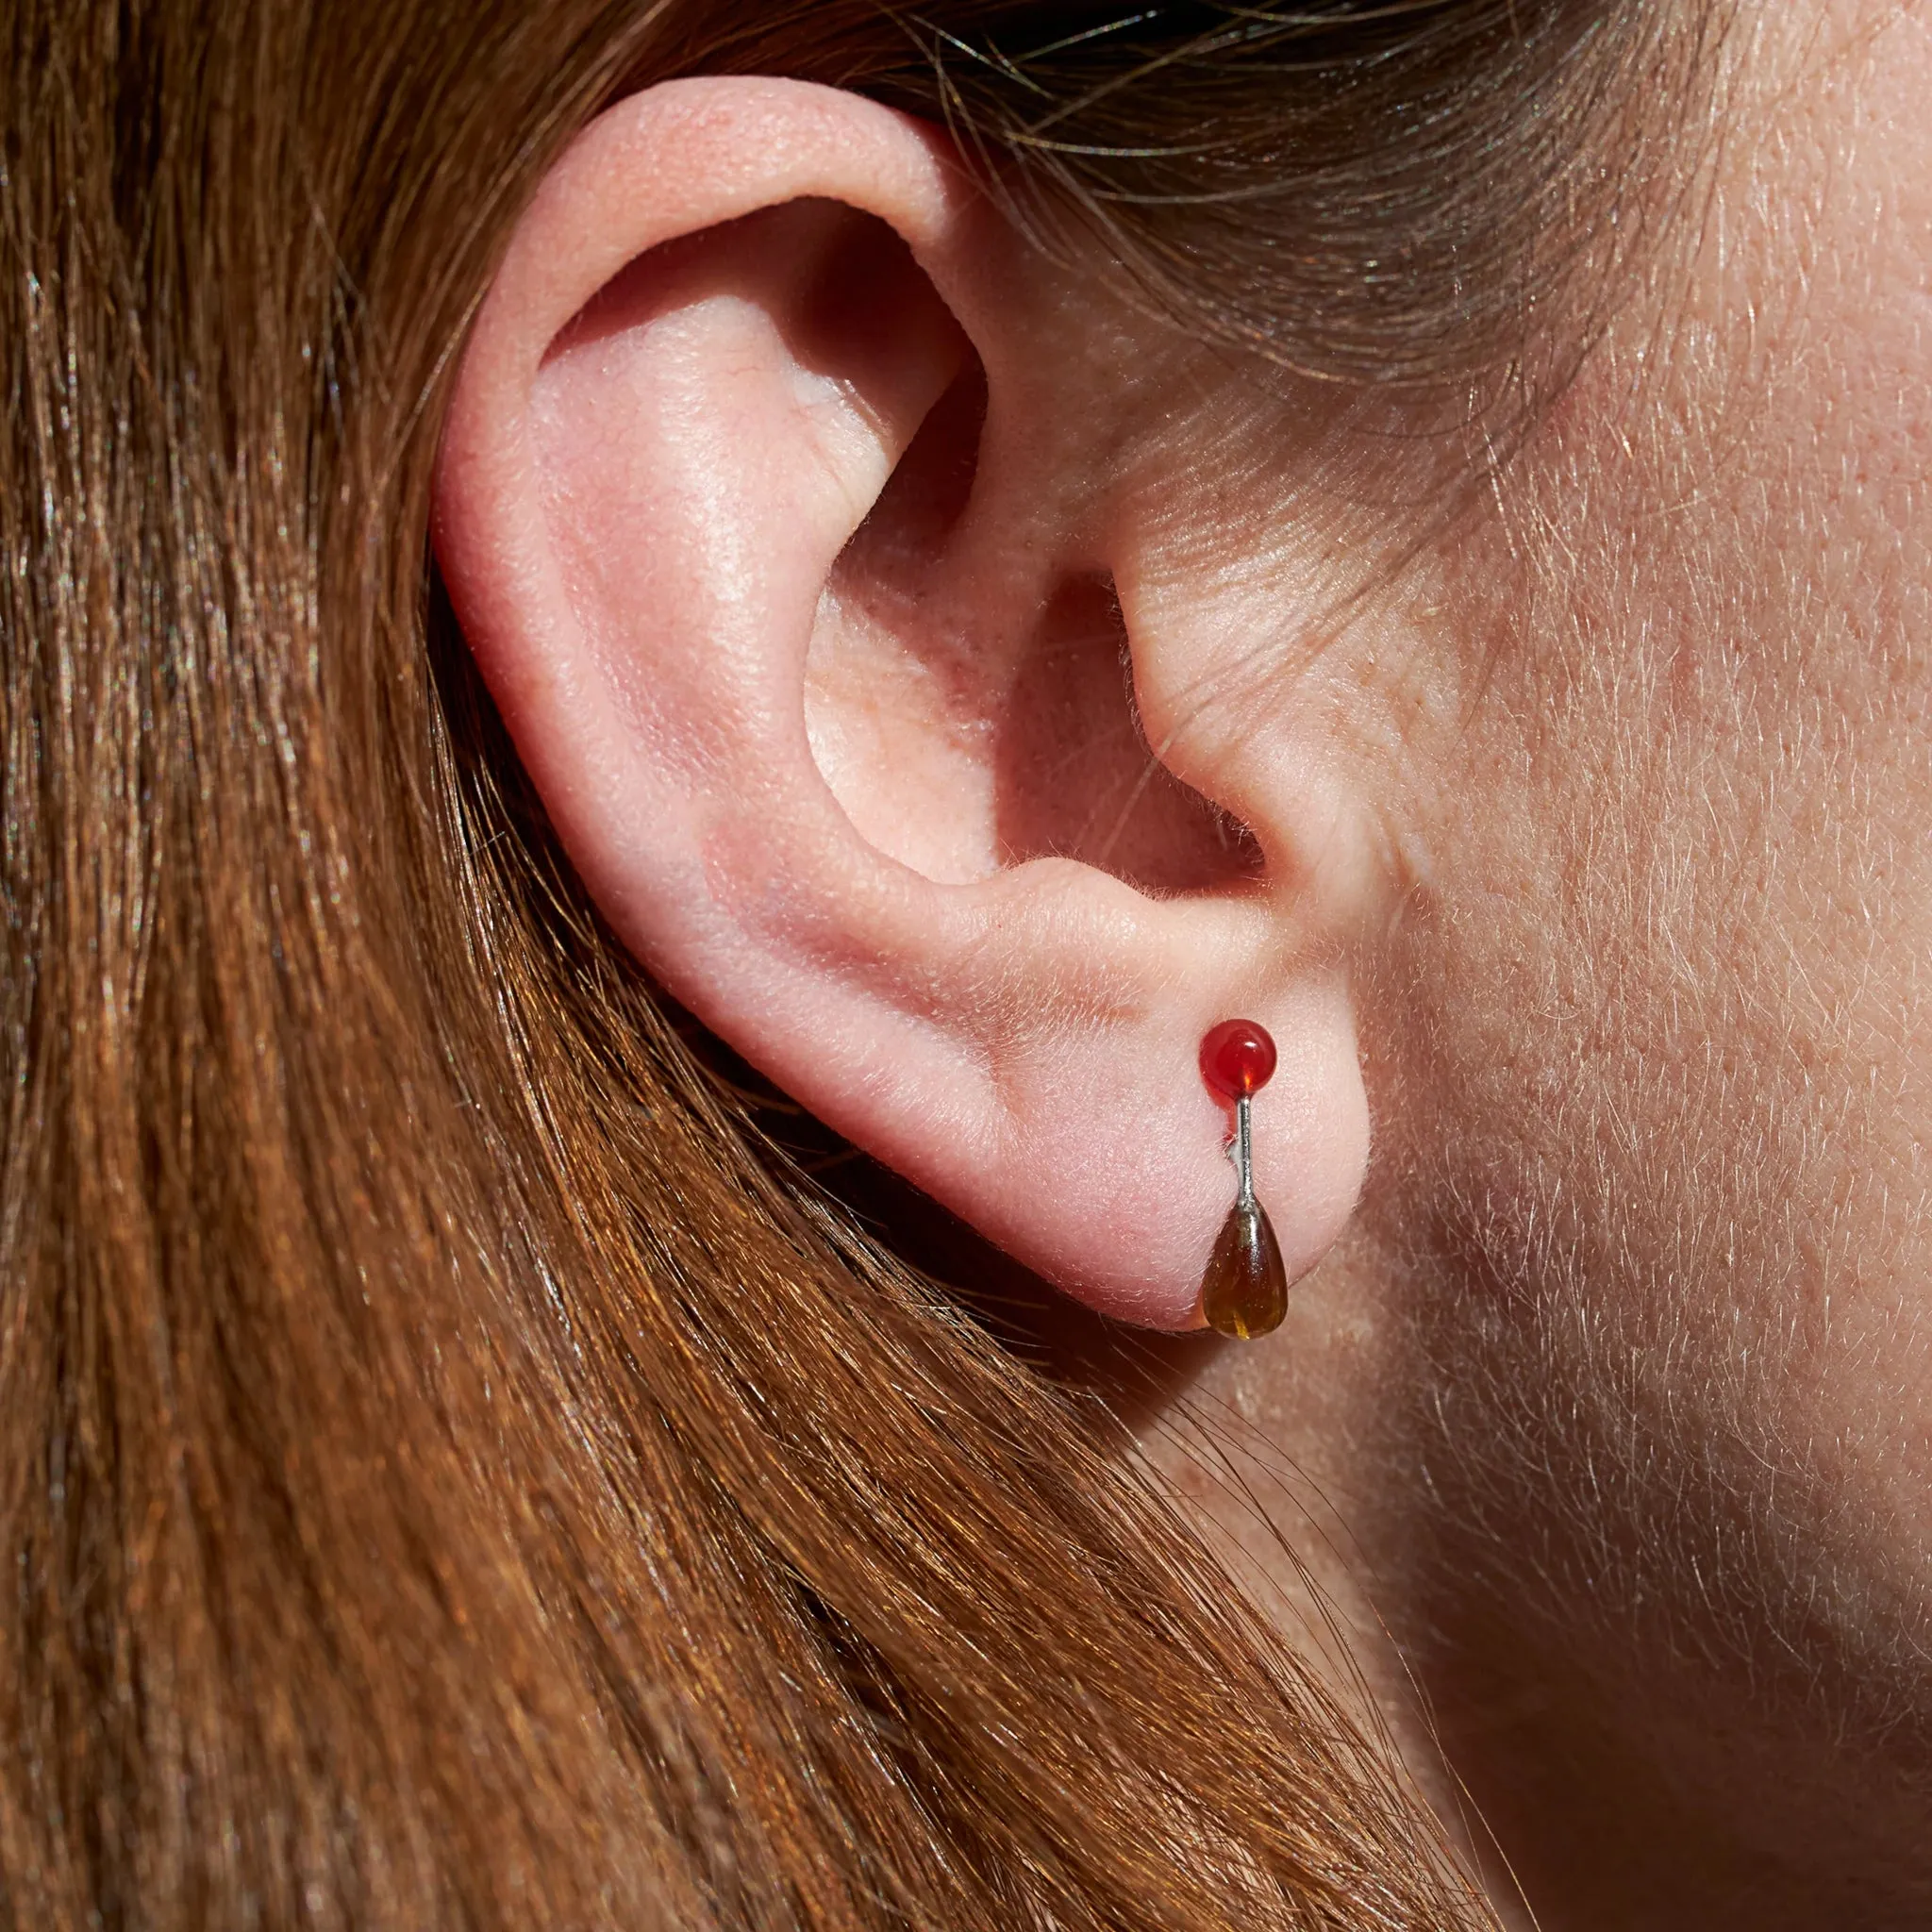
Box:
[434,76,1372,1331]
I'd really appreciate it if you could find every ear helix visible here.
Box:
[1197,1019,1289,1339]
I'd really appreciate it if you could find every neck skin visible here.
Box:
[1141,1230,1929,1932]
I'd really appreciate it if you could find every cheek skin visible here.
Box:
[1471,0,1932,1560]
[1250,1,1932,1909]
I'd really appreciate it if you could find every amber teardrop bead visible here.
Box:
[1199,1197,1289,1340]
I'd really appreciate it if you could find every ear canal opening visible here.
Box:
[798,236,1259,899]
[992,573,1263,896]
[856,356,989,558]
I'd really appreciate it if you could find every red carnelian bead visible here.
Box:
[1200,1018,1277,1099]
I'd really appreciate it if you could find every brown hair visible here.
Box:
[0,2,1719,1924]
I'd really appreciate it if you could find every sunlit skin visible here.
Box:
[439,2,1932,1923]
[1163,5,1932,1923]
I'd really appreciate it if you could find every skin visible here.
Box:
[438,2,1932,1923]
[1170,5,1932,1923]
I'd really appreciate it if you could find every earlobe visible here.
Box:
[435,76,1374,1332]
